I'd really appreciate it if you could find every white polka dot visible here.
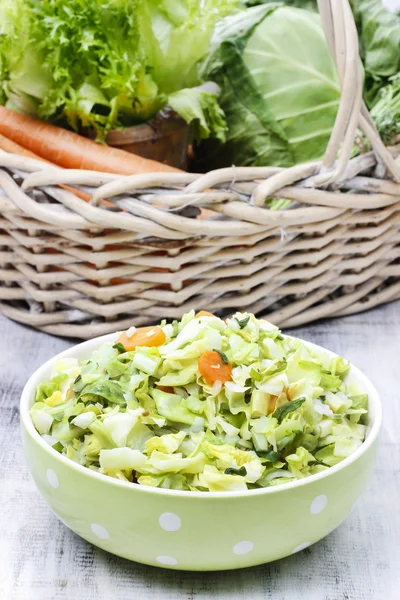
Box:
[159,512,181,532]
[310,494,327,514]
[91,523,109,540]
[233,541,254,555]
[46,468,59,489]
[291,541,311,554]
[156,555,178,566]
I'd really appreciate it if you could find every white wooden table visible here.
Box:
[1,303,399,600]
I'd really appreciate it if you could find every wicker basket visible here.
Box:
[0,0,399,339]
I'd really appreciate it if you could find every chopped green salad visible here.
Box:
[31,312,368,492]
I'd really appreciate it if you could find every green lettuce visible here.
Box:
[0,0,235,139]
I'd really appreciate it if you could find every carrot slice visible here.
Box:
[117,326,166,351]
[198,351,232,385]
[0,107,181,174]
[156,385,174,394]
[195,311,214,318]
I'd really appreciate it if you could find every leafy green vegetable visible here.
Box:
[171,320,180,338]
[31,311,368,492]
[349,394,369,410]
[258,450,281,462]
[244,0,318,9]
[285,446,316,477]
[100,448,148,471]
[198,4,340,169]
[225,466,247,476]
[236,315,250,329]
[349,0,400,108]
[214,350,230,364]
[0,0,237,140]
[88,419,117,450]
[113,343,127,354]
[283,0,316,9]
[272,397,306,423]
[79,380,125,405]
[151,388,197,425]
[168,89,227,142]
[370,74,400,144]
[35,374,68,402]
[350,0,400,80]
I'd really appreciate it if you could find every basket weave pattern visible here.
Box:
[0,0,399,338]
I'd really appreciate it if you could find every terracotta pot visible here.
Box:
[104,108,190,169]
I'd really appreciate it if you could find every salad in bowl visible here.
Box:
[30,311,369,493]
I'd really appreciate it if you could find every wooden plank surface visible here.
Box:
[0,303,399,600]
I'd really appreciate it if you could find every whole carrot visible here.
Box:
[0,107,181,174]
[0,131,91,201]
[0,132,45,160]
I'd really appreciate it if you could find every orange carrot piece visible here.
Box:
[117,326,166,351]
[0,132,44,159]
[0,110,217,222]
[198,350,232,386]
[195,311,215,318]
[0,131,91,202]
[0,107,181,174]
[156,385,175,394]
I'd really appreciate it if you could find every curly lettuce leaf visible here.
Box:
[0,0,237,140]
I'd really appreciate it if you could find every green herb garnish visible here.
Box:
[236,315,250,329]
[113,343,127,354]
[258,450,281,463]
[225,466,247,476]
[272,397,306,424]
[214,349,229,364]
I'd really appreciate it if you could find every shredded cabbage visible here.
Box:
[31,312,368,492]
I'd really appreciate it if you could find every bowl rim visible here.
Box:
[20,332,382,499]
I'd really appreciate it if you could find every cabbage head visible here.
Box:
[198,4,341,168]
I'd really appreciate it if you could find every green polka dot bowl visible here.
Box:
[20,334,381,571]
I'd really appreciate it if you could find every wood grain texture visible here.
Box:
[0,303,399,600]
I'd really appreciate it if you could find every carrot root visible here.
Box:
[0,107,181,175]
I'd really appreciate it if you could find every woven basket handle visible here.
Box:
[317,0,400,184]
